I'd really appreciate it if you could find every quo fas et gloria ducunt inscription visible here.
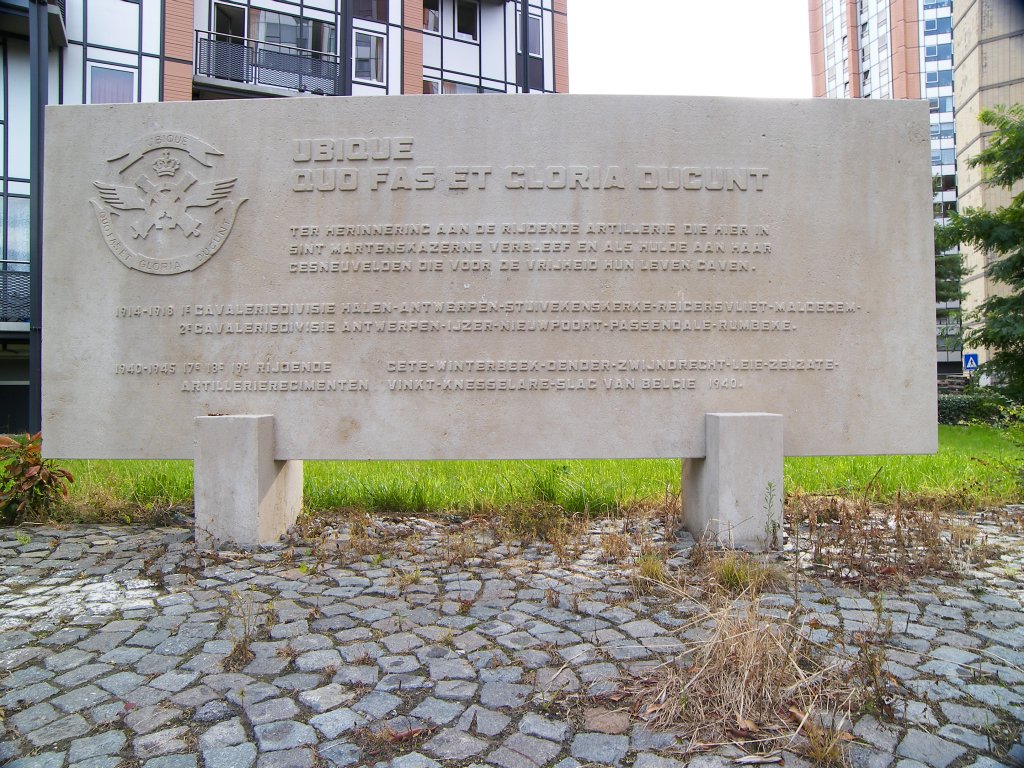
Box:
[44,96,937,460]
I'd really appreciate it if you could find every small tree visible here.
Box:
[943,104,1024,400]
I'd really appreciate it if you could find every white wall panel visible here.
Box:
[480,14,504,80]
[423,33,440,67]
[304,0,335,14]
[388,29,401,93]
[142,0,163,55]
[60,44,85,104]
[7,45,30,179]
[351,82,385,95]
[86,47,138,65]
[442,38,478,75]
[65,0,85,42]
[141,56,160,102]
[86,0,140,51]
[48,50,61,100]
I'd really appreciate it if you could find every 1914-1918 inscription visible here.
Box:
[43,96,936,460]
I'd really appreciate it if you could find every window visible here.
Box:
[455,0,477,41]
[214,3,245,39]
[89,65,135,103]
[518,13,541,56]
[251,9,298,47]
[926,69,952,87]
[354,31,385,82]
[423,0,439,31]
[5,197,29,271]
[353,0,387,23]
[442,80,479,93]
[249,9,335,53]
[925,43,952,61]
[529,14,541,55]
[423,79,496,95]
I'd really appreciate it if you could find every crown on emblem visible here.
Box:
[152,150,180,177]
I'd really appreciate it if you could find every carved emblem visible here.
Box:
[90,132,246,275]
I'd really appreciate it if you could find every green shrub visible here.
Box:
[0,433,74,524]
[938,392,1017,425]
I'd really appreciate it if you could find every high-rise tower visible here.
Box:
[808,0,961,374]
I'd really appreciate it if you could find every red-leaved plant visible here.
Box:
[0,432,74,524]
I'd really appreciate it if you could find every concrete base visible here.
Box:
[683,413,783,551]
[193,415,303,548]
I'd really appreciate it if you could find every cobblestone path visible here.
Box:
[1,511,1023,768]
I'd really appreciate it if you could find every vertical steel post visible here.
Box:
[28,0,48,434]
[519,0,529,93]
[341,0,353,95]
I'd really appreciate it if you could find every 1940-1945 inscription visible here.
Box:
[43,95,936,460]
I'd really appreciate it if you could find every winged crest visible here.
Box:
[90,134,246,274]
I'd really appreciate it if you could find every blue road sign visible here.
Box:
[963,353,979,372]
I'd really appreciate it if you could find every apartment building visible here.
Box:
[952,0,1024,365]
[0,0,569,430]
[808,0,962,374]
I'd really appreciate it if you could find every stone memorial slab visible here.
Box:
[43,95,936,460]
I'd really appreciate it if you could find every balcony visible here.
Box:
[195,31,341,97]
[0,0,67,47]
[0,267,29,326]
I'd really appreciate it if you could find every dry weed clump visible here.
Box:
[631,551,668,595]
[59,486,189,527]
[707,552,783,597]
[351,722,434,762]
[444,530,480,566]
[601,531,631,562]
[618,603,858,759]
[788,492,969,586]
[223,587,273,671]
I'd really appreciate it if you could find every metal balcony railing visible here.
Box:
[195,31,342,96]
[0,265,29,323]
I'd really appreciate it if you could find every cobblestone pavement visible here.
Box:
[1,510,1024,768]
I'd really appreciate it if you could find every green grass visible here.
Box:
[54,425,1023,521]
[785,425,1023,506]
[304,459,679,515]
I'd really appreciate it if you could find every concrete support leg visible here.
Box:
[194,415,303,549]
[683,413,783,551]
